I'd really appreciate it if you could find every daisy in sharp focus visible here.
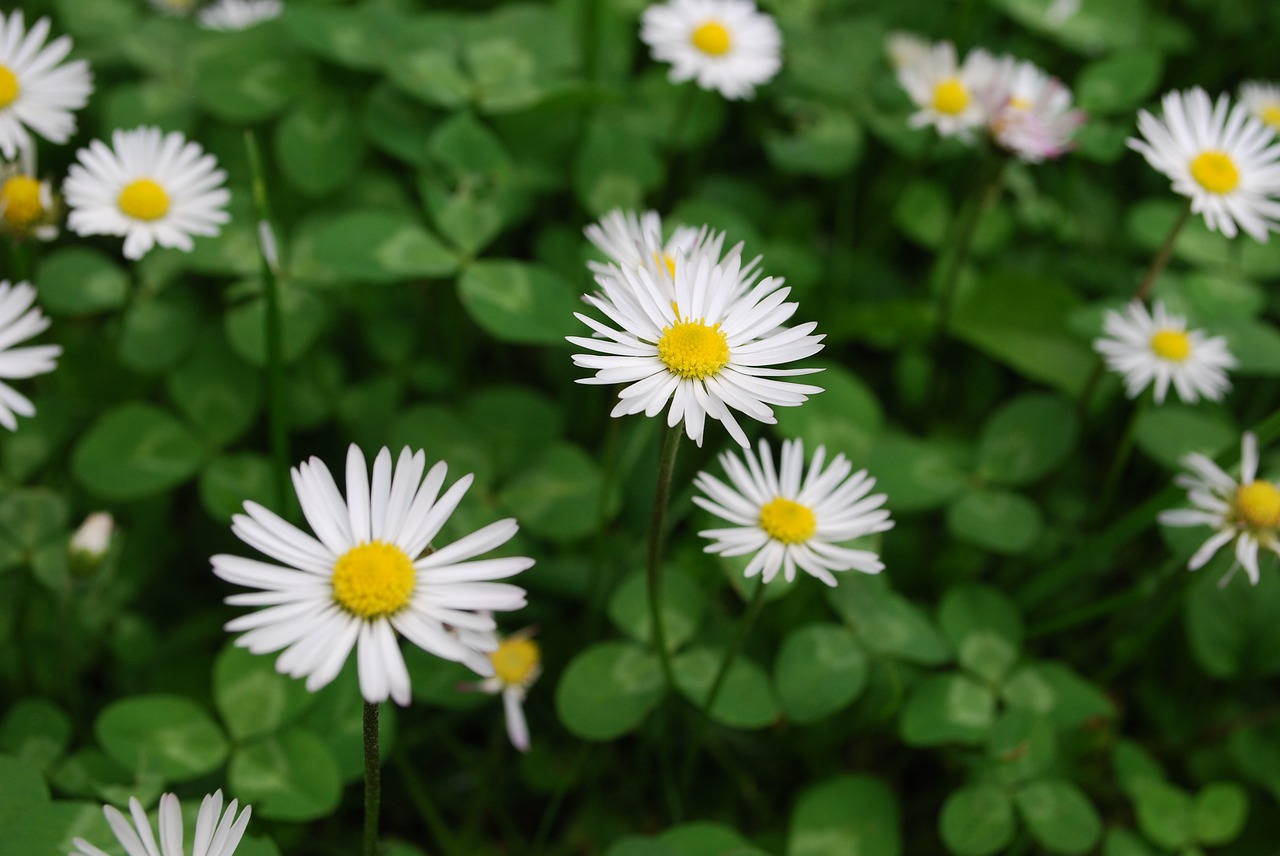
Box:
[640,0,781,101]
[198,0,284,31]
[0,280,60,431]
[212,445,533,707]
[71,790,250,856]
[1159,431,1280,585]
[0,146,59,240]
[693,438,893,585]
[985,58,1085,162]
[1092,300,1235,405]
[1239,81,1280,134]
[568,250,824,448]
[896,40,1000,141]
[64,126,230,260]
[0,10,93,159]
[1129,88,1280,242]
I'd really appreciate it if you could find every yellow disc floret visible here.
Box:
[1190,150,1240,195]
[1,176,43,230]
[759,497,817,545]
[691,21,732,56]
[1262,106,1280,132]
[1150,329,1192,362]
[932,78,970,116]
[332,541,416,619]
[0,66,19,109]
[117,179,171,222]
[490,636,540,686]
[1236,481,1280,531]
[658,320,730,380]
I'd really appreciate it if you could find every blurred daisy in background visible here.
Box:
[213,445,533,706]
[1045,0,1081,26]
[71,790,251,856]
[1239,81,1280,133]
[198,0,284,31]
[569,250,824,448]
[466,625,541,753]
[0,280,60,431]
[149,0,199,16]
[0,10,93,159]
[985,58,1085,162]
[884,31,932,71]
[63,126,230,260]
[896,40,999,141]
[1160,432,1280,585]
[693,438,893,585]
[1129,87,1280,242]
[0,146,59,240]
[640,0,781,100]
[1093,300,1234,405]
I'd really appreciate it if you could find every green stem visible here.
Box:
[679,580,768,795]
[243,131,290,511]
[531,743,589,856]
[934,156,1004,340]
[667,84,699,150]
[647,423,682,690]
[1134,202,1192,303]
[363,701,381,856]
[1097,402,1143,514]
[393,756,459,856]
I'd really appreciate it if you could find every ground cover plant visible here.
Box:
[2,0,1280,854]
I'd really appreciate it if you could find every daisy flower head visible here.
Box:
[1092,300,1234,405]
[1128,88,1280,242]
[212,445,533,707]
[1239,81,1280,134]
[1159,432,1280,585]
[584,208,750,287]
[693,438,893,586]
[986,59,1085,162]
[568,250,824,449]
[885,31,932,71]
[471,625,541,753]
[0,280,60,431]
[198,0,285,31]
[0,10,93,159]
[640,0,782,100]
[896,40,1000,141]
[0,146,59,240]
[1045,0,1081,26]
[64,126,231,260]
[71,790,250,856]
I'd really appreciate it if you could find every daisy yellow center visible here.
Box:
[1008,96,1032,111]
[1189,150,1240,195]
[658,320,730,380]
[332,541,416,619]
[1236,481,1280,530]
[490,637,540,685]
[0,66,19,109]
[1,176,43,228]
[691,21,732,56]
[1149,329,1191,362]
[117,179,170,222]
[759,497,817,545]
[932,78,970,116]
[1262,106,1280,131]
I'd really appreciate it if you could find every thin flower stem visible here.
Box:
[393,755,460,856]
[668,84,699,150]
[1134,201,1192,303]
[647,423,682,689]
[243,130,290,511]
[934,156,1005,340]
[1097,401,1144,514]
[363,701,381,856]
[679,579,768,795]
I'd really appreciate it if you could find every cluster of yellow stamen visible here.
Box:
[0,66,19,109]
[691,20,732,56]
[1262,106,1280,132]
[1189,150,1240,195]
[1149,329,1192,362]
[759,497,817,545]
[658,319,730,380]
[1236,481,1280,531]
[932,78,970,116]
[490,636,541,687]
[0,175,43,231]
[117,178,170,222]
[331,541,416,619]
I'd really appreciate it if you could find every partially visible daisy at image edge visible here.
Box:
[1,146,60,240]
[640,0,782,100]
[71,790,250,856]
[0,280,61,432]
[1128,87,1280,242]
[1239,81,1280,133]
[1092,300,1235,405]
[212,445,533,706]
[0,10,93,159]
[693,438,893,586]
[198,0,285,31]
[568,250,824,448]
[63,126,230,260]
[462,624,541,753]
[1159,431,1280,586]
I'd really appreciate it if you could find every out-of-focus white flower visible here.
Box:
[986,58,1085,162]
[640,0,782,100]
[1092,300,1235,405]
[198,0,284,31]
[896,40,1001,141]
[473,626,540,752]
[885,31,931,71]
[0,146,58,240]
[71,790,250,856]
[70,512,114,563]
[0,280,60,431]
[1239,81,1280,134]
[0,11,93,159]
[1045,0,1080,26]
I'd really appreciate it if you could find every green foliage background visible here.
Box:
[3,0,1280,854]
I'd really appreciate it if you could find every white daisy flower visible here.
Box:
[198,0,284,31]
[884,31,932,71]
[70,511,114,563]
[1045,0,1081,26]
[0,280,60,432]
[212,445,533,707]
[1092,300,1235,405]
[896,41,1000,140]
[986,59,1085,162]
[568,250,824,448]
[640,0,782,101]
[584,208,751,285]
[1128,88,1280,243]
[0,146,59,240]
[0,11,93,159]
[1159,432,1280,585]
[1239,81,1280,134]
[470,626,541,753]
[693,438,893,586]
[71,790,250,856]
[63,126,231,260]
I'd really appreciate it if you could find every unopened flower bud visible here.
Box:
[70,512,114,565]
